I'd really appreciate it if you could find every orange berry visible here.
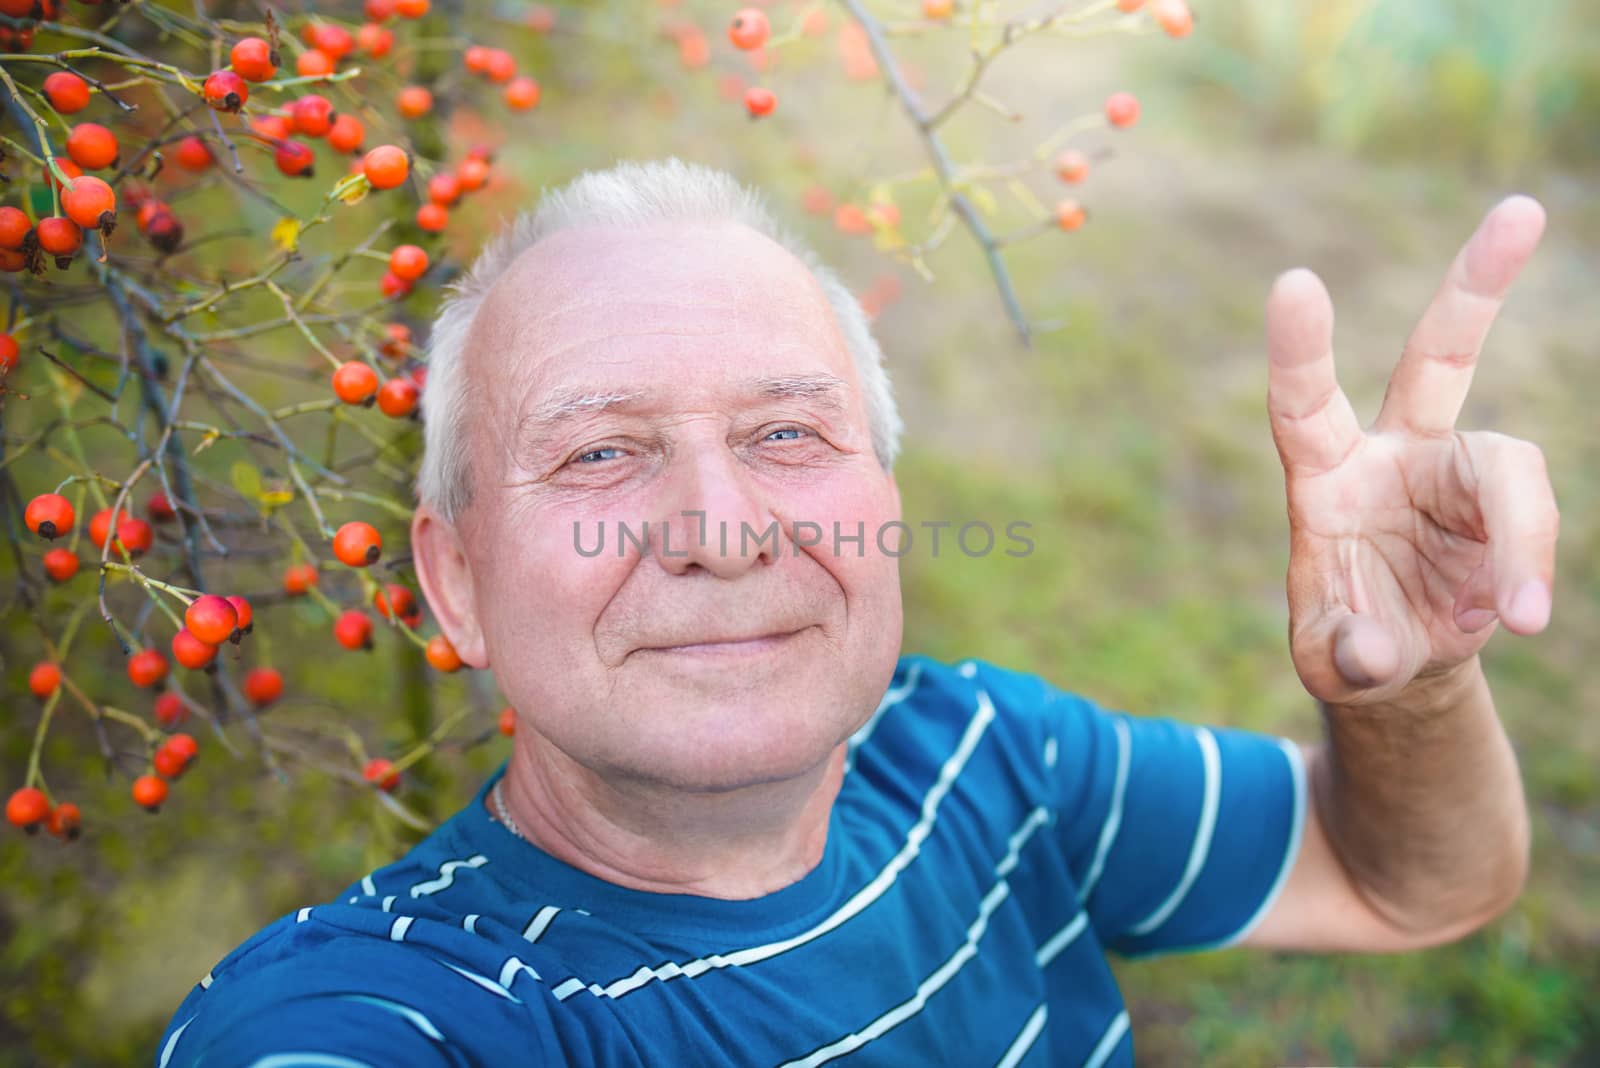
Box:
[498,706,516,736]
[728,8,770,50]
[243,666,284,707]
[464,45,490,73]
[202,69,249,112]
[425,634,462,673]
[744,87,776,118]
[0,209,30,250]
[66,123,119,170]
[833,203,871,236]
[127,648,169,688]
[1055,199,1087,231]
[363,757,400,791]
[374,583,418,623]
[332,360,379,405]
[426,173,461,207]
[46,801,81,839]
[1116,0,1145,10]
[367,0,396,17]
[131,774,168,811]
[357,22,394,58]
[230,36,278,81]
[327,114,366,153]
[333,520,382,567]
[801,185,833,216]
[395,0,429,17]
[396,85,434,119]
[504,76,541,111]
[184,594,238,646]
[334,608,374,650]
[154,692,187,728]
[1105,91,1140,128]
[283,562,319,595]
[25,493,74,539]
[1053,149,1090,183]
[6,787,50,830]
[415,202,449,233]
[1152,0,1193,37]
[456,156,490,192]
[174,135,214,171]
[36,217,82,260]
[43,71,91,114]
[379,322,413,360]
[483,49,516,83]
[311,23,354,61]
[922,0,954,18]
[388,244,428,282]
[291,94,338,137]
[62,176,116,230]
[296,49,336,77]
[362,144,410,189]
[43,547,79,582]
[28,661,61,699]
[251,114,293,141]
[172,628,219,670]
[376,377,420,418]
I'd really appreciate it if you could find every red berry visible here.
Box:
[332,360,379,405]
[0,332,17,373]
[388,244,428,281]
[43,72,90,114]
[378,322,412,360]
[226,595,254,639]
[379,271,412,300]
[483,49,515,83]
[230,36,278,81]
[115,516,154,556]
[132,774,168,811]
[465,45,490,74]
[396,0,429,16]
[357,22,394,58]
[426,173,460,206]
[415,203,449,233]
[154,692,187,728]
[65,123,119,170]
[327,113,366,153]
[425,634,462,673]
[366,0,397,19]
[362,145,410,189]
[376,377,420,418]
[728,8,771,50]
[203,69,250,113]
[43,547,79,582]
[153,742,186,780]
[291,95,338,137]
[1053,149,1090,183]
[1105,91,1140,128]
[311,23,354,61]
[128,648,169,688]
[166,732,199,763]
[173,135,214,172]
[1055,199,1087,231]
[243,666,284,706]
[28,661,61,699]
[374,583,417,622]
[0,208,30,249]
[363,757,400,791]
[498,706,516,736]
[7,787,50,830]
[185,594,238,645]
[62,176,116,230]
[25,493,74,540]
[46,801,81,839]
[274,140,316,178]
[334,609,374,650]
[332,521,382,567]
[171,628,218,670]
[297,49,336,78]
[283,562,319,595]
[1152,0,1193,37]
[36,217,82,260]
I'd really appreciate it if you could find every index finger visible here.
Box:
[1374,195,1546,436]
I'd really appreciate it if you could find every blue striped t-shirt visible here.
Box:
[157,654,1305,1066]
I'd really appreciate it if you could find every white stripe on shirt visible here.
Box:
[1126,727,1221,937]
[1076,717,1132,905]
[996,1004,1048,1068]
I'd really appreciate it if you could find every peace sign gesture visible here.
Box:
[1266,196,1559,705]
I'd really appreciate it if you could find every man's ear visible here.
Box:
[411,504,490,669]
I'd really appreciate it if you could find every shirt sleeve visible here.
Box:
[1036,681,1308,958]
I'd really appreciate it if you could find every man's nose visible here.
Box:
[651,444,779,578]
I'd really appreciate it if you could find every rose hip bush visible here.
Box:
[1,0,1192,843]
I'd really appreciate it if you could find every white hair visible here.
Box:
[415,157,903,521]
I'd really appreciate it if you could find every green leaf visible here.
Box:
[230,461,262,502]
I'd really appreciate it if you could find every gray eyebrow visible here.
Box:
[528,374,848,427]
[530,388,646,424]
[753,373,848,410]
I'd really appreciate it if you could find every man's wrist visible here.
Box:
[1324,654,1486,721]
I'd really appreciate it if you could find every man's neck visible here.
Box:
[488,737,847,900]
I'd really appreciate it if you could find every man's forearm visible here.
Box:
[1308,656,1530,934]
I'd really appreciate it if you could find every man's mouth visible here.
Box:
[636,626,809,657]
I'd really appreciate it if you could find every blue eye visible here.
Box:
[765,427,806,442]
[575,447,623,464]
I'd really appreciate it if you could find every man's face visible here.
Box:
[432,220,904,792]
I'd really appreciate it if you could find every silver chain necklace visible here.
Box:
[492,778,525,841]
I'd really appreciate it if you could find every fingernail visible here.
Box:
[1509,581,1551,631]
[1456,607,1498,633]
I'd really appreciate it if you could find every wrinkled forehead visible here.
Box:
[466,221,859,410]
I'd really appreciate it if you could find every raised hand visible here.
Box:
[1264,196,1558,705]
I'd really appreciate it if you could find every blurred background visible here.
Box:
[1,0,1596,1064]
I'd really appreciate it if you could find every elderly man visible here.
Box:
[158,159,1556,1066]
